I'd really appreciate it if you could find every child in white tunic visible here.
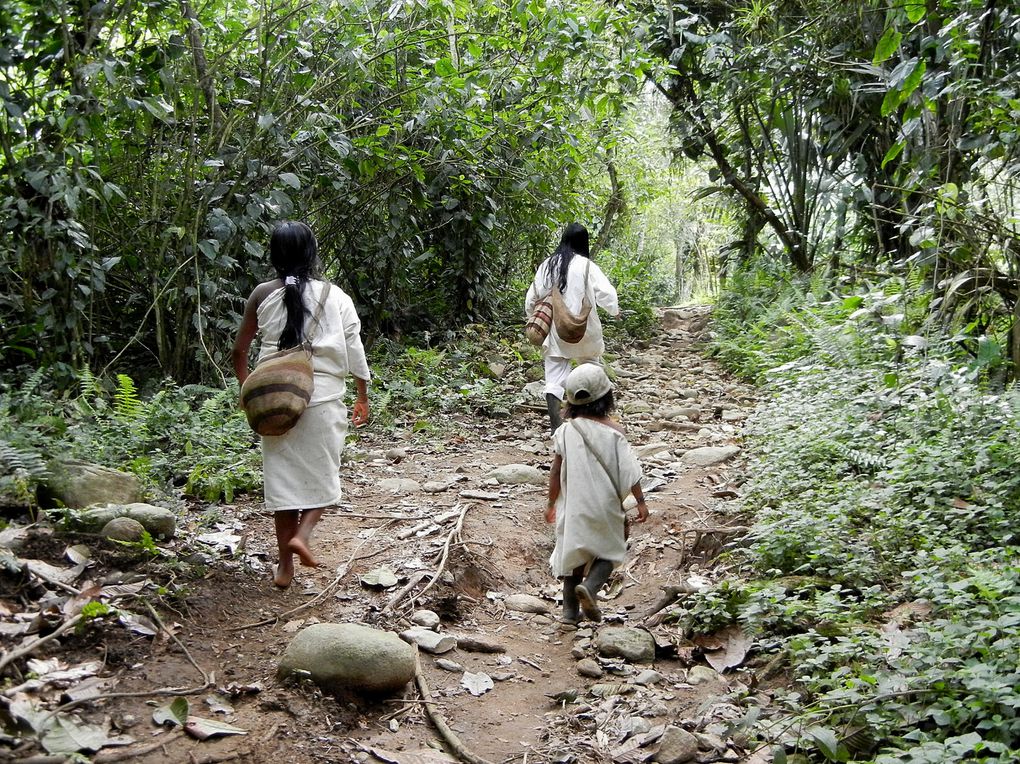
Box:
[545,364,647,624]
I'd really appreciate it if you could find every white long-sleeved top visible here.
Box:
[256,280,370,406]
[525,255,619,358]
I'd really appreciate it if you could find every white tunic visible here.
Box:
[524,256,619,358]
[549,418,642,577]
[255,280,370,511]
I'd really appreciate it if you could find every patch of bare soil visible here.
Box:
[2,308,763,764]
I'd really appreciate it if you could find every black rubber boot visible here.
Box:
[546,393,563,435]
[575,559,613,622]
[560,574,581,627]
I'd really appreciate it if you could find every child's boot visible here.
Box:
[545,394,562,434]
[560,574,581,627]
[575,559,613,622]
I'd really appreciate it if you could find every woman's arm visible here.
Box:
[545,454,562,523]
[591,263,620,316]
[630,482,648,522]
[231,282,277,384]
[351,375,370,426]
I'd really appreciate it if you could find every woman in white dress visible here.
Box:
[525,223,620,434]
[232,221,370,588]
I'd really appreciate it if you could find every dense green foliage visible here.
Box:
[0,0,657,384]
[646,0,1020,370]
[693,266,1020,762]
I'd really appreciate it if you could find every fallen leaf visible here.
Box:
[42,716,133,755]
[460,671,494,696]
[183,715,247,740]
[699,624,751,672]
[153,697,189,727]
[204,694,234,716]
[118,611,159,636]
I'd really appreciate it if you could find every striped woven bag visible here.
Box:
[525,296,553,345]
[240,284,330,436]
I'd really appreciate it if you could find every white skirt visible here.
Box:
[262,399,347,511]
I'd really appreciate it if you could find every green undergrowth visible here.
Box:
[688,265,1020,762]
[1,321,587,506]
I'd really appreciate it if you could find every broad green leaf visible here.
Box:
[902,0,926,23]
[873,27,901,65]
[900,59,926,100]
[279,172,300,189]
[881,140,905,168]
[880,86,902,117]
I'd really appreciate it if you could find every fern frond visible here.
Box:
[832,442,887,473]
[114,374,143,421]
[0,440,49,478]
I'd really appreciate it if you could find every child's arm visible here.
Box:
[545,454,562,523]
[630,482,648,523]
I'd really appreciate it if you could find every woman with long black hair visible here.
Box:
[525,223,619,435]
[232,221,370,588]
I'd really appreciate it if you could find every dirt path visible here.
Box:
[12,309,758,763]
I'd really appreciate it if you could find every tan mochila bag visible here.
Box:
[240,283,330,437]
[550,259,591,343]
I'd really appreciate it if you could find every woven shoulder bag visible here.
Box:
[550,260,591,343]
[240,283,330,437]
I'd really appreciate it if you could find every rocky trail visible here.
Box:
[1,308,766,764]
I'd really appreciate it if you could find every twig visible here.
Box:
[38,601,213,726]
[92,729,185,762]
[0,615,83,675]
[414,651,494,764]
[231,519,398,631]
[396,508,462,540]
[405,503,470,610]
[382,571,428,613]
[25,564,82,596]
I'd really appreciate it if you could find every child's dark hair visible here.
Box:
[564,390,615,420]
[269,221,318,350]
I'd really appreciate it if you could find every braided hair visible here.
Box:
[269,221,318,350]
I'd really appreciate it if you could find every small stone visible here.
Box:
[399,628,457,654]
[694,732,726,752]
[570,646,586,660]
[410,610,440,630]
[642,702,670,718]
[687,665,720,685]
[624,400,654,414]
[459,490,501,501]
[576,658,603,678]
[454,635,506,653]
[504,593,551,615]
[484,464,545,486]
[435,658,463,672]
[622,716,652,738]
[654,726,699,764]
[385,448,407,462]
[679,446,741,467]
[378,478,419,494]
[675,388,699,399]
[595,627,656,664]
[662,406,700,421]
[634,669,663,686]
[422,481,450,493]
[102,517,146,543]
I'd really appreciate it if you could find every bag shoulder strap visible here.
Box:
[569,419,624,503]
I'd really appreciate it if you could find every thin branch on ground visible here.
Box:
[414,651,495,764]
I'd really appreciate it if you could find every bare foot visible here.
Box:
[287,537,319,568]
[273,562,294,588]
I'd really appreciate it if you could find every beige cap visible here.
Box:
[564,363,612,405]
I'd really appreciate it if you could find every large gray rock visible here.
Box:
[595,627,655,663]
[654,726,699,764]
[378,478,420,494]
[72,503,176,539]
[44,461,143,509]
[278,623,414,694]
[484,464,545,486]
[679,446,741,467]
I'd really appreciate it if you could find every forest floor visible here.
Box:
[3,308,768,764]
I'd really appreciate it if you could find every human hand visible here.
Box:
[352,398,370,427]
[635,500,649,523]
[545,504,556,523]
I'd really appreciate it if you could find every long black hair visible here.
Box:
[269,221,318,350]
[544,222,590,292]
